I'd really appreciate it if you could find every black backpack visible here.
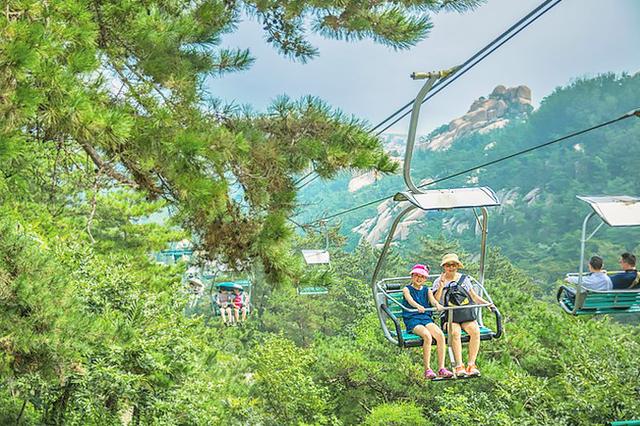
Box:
[442,274,478,324]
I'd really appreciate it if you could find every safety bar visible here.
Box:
[491,308,503,339]
[566,270,627,277]
[559,282,640,294]
[375,277,496,314]
[379,300,503,346]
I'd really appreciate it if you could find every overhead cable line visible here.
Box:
[313,108,640,223]
[370,0,563,136]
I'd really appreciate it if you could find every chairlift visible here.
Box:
[299,221,331,296]
[212,279,253,318]
[370,69,503,379]
[155,240,194,264]
[557,196,640,315]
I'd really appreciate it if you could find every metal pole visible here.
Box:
[371,205,417,337]
[447,310,456,376]
[403,75,438,194]
[578,212,596,293]
[402,67,458,194]
[478,207,489,285]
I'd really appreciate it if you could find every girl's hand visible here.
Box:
[435,302,444,312]
[417,305,426,314]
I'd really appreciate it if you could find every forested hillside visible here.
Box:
[298,73,640,284]
[2,221,639,424]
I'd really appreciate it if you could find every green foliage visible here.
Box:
[2,2,639,424]
[365,402,431,426]
[0,0,480,284]
[251,335,336,425]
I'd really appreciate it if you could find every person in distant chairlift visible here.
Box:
[217,289,233,325]
[610,252,639,290]
[564,255,612,298]
[232,287,247,324]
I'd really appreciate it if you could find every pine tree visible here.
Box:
[1,0,484,282]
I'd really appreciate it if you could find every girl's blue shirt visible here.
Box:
[402,284,433,321]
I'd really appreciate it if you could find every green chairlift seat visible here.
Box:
[558,196,640,316]
[212,280,252,316]
[378,281,502,348]
[297,286,329,296]
[557,286,640,315]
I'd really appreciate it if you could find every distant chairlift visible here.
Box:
[299,223,331,296]
[212,280,253,317]
[155,240,194,264]
[557,196,640,315]
[371,68,503,379]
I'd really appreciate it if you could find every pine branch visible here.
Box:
[76,140,137,188]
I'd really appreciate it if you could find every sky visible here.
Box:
[206,0,640,136]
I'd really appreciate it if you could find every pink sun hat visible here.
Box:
[410,264,430,277]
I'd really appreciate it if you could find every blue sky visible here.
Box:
[206,0,640,135]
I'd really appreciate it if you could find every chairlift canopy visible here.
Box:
[216,281,243,291]
[394,187,500,211]
[301,249,330,265]
[577,196,640,227]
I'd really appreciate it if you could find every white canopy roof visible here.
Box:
[393,187,500,211]
[577,196,640,227]
[301,249,330,265]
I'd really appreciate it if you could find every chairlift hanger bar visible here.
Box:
[371,0,563,135]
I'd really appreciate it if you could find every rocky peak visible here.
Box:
[349,85,534,246]
[423,85,532,150]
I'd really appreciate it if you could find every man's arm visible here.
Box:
[564,275,579,285]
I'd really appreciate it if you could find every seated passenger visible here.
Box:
[564,255,612,292]
[232,288,246,324]
[611,252,639,290]
[432,253,494,378]
[217,289,233,325]
[401,264,452,380]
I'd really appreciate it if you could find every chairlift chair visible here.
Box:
[557,196,640,315]
[370,69,503,379]
[299,222,331,296]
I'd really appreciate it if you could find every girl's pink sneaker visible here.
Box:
[438,368,454,378]
[424,369,437,380]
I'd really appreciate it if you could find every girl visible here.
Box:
[402,264,453,380]
[232,288,244,324]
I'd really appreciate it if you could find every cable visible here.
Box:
[314,108,640,223]
[370,0,561,134]
[373,0,563,136]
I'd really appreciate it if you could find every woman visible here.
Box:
[432,253,493,377]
